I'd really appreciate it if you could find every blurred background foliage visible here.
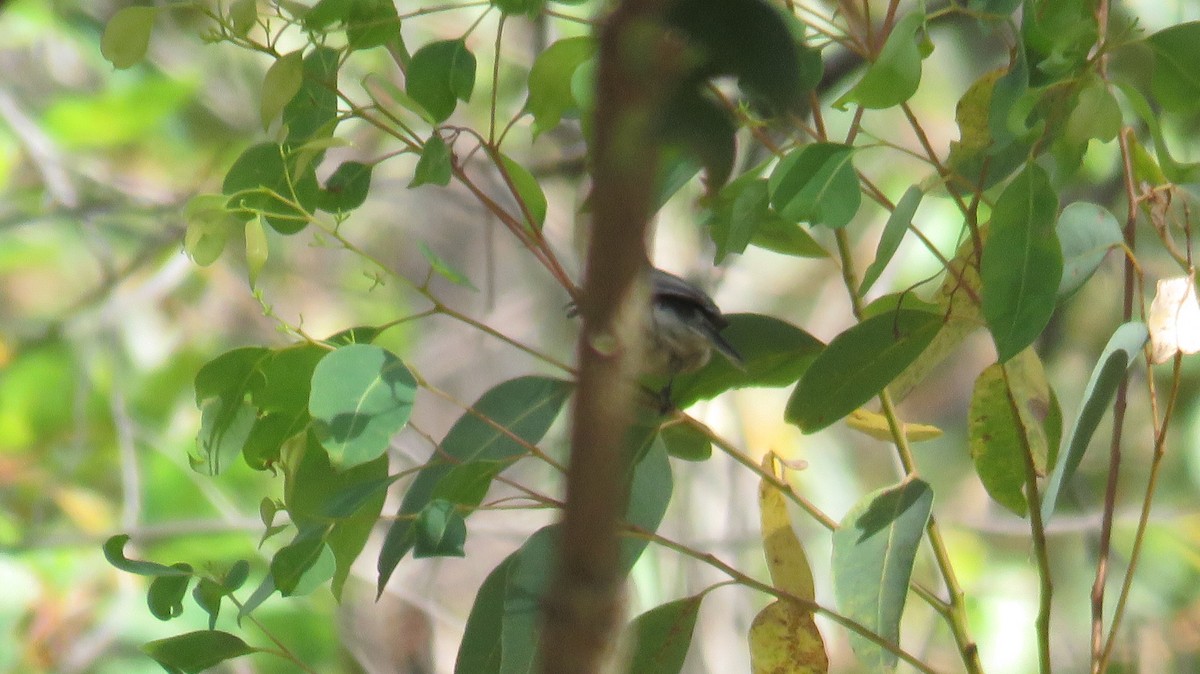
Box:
[1,0,1200,673]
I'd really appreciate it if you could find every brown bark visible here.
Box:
[538,1,686,672]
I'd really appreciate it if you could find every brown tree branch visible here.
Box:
[538,0,686,671]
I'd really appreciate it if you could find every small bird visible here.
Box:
[644,268,744,407]
[568,267,744,408]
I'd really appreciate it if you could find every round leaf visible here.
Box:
[407,39,477,123]
[101,6,158,69]
[308,344,417,469]
[527,37,595,136]
[261,50,305,131]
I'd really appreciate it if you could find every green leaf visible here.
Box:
[148,566,193,620]
[261,50,305,131]
[104,535,192,577]
[492,0,544,17]
[407,39,477,123]
[244,216,268,289]
[420,242,477,289]
[498,153,546,232]
[183,194,239,266]
[769,143,860,228]
[787,309,940,433]
[317,161,373,212]
[346,0,401,50]
[192,578,224,630]
[628,596,704,674]
[101,6,158,69]
[860,186,923,297]
[1065,79,1121,145]
[284,434,392,597]
[835,12,924,109]
[748,212,828,258]
[283,47,340,145]
[495,441,673,673]
[413,499,468,558]
[237,574,276,623]
[377,377,572,594]
[431,461,507,506]
[887,236,984,401]
[141,631,258,673]
[1042,322,1148,520]
[672,314,824,408]
[410,134,453,187]
[194,397,256,476]
[527,37,596,137]
[308,344,416,468]
[980,163,1062,362]
[661,89,737,192]
[666,0,805,110]
[1056,202,1122,298]
[229,0,258,36]
[254,344,327,414]
[222,142,320,235]
[659,421,712,461]
[709,175,770,262]
[832,479,932,673]
[454,555,513,673]
[1145,22,1200,115]
[623,438,674,569]
[271,530,330,596]
[1114,82,1200,183]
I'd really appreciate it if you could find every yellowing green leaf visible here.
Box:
[759,455,815,600]
[749,600,828,674]
[845,408,943,443]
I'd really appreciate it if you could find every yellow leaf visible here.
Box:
[749,600,828,674]
[844,408,943,442]
[759,455,814,600]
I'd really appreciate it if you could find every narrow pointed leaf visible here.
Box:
[832,479,932,673]
[454,555,514,674]
[672,313,823,408]
[981,163,1062,362]
[1042,322,1148,520]
[759,455,815,599]
[787,309,940,432]
[629,596,704,674]
[860,186,923,296]
[141,631,258,673]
